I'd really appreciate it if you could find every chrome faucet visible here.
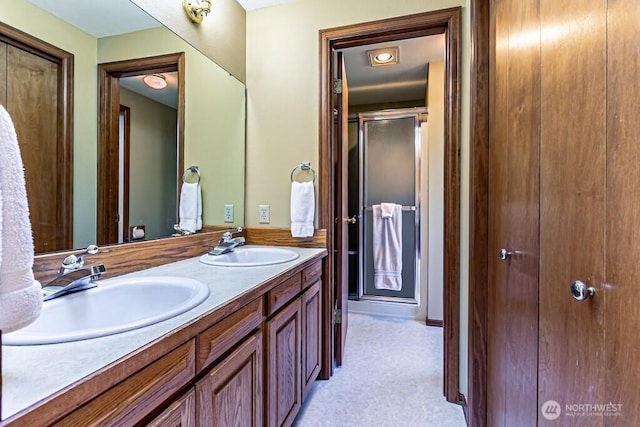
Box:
[42,245,106,301]
[209,227,245,256]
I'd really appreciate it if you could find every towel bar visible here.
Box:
[290,162,316,183]
[363,205,416,211]
[183,165,200,183]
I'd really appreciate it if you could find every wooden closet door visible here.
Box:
[538,1,607,425]
[487,0,540,425]
[606,0,640,423]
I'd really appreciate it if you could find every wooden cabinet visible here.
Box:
[4,254,325,427]
[267,298,302,427]
[55,340,196,426]
[147,388,196,427]
[265,260,323,427]
[301,280,322,400]
[196,331,264,427]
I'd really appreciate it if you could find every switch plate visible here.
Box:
[224,204,234,223]
[259,205,270,224]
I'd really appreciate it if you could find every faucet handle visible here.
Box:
[60,245,99,274]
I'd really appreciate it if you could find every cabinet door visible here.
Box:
[301,280,322,399]
[267,299,302,427]
[196,331,263,427]
[147,388,195,427]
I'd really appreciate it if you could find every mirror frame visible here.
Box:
[97,52,185,245]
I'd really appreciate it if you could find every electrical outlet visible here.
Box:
[259,205,270,223]
[224,204,234,223]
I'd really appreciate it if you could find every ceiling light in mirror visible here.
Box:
[367,46,400,66]
[143,74,168,89]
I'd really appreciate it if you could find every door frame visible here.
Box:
[318,7,462,403]
[97,52,185,245]
[468,0,491,425]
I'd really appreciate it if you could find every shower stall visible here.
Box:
[351,108,426,304]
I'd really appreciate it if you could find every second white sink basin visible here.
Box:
[2,276,210,346]
[199,246,300,267]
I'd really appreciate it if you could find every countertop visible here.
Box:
[1,245,325,420]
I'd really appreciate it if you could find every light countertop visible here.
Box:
[1,245,325,420]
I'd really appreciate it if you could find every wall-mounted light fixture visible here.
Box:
[142,74,168,90]
[367,46,400,67]
[183,0,212,24]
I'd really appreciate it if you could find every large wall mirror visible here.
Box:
[0,0,246,253]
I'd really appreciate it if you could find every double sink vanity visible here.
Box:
[0,229,327,426]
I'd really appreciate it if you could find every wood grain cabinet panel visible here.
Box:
[267,273,302,316]
[267,299,302,427]
[147,388,196,427]
[301,261,322,291]
[301,280,322,400]
[197,298,264,373]
[196,331,264,427]
[55,340,196,427]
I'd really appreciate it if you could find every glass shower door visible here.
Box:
[359,109,422,303]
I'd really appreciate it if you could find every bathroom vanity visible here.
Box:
[0,232,326,426]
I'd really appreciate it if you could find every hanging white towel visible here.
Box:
[0,104,42,333]
[179,182,202,234]
[290,181,315,238]
[373,203,402,291]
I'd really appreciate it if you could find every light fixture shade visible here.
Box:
[143,74,167,90]
[367,46,400,66]
[184,0,212,24]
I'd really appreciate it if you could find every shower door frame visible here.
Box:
[357,108,426,304]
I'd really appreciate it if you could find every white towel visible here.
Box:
[290,181,315,238]
[0,104,42,333]
[373,203,402,291]
[178,182,202,234]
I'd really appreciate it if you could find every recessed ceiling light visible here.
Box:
[367,47,400,66]
[143,74,167,90]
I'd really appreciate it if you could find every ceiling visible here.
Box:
[340,34,445,106]
[26,0,177,108]
[25,0,443,108]
[236,0,302,11]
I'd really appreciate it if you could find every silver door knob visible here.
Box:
[570,280,595,301]
[498,249,512,260]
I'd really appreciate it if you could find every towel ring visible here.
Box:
[290,162,316,183]
[183,165,200,184]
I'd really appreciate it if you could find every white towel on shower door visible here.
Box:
[373,203,402,291]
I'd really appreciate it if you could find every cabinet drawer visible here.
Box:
[147,387,196,427]
[55,340,196,427]
[197,298,264,373]
[302,260,322,290]
[267,273,302,316]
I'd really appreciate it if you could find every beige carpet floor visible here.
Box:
[294,313,467,427]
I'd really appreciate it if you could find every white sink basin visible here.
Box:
[199,246,300,267]
[2,276,209,346]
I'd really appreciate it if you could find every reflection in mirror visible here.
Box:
[0,0,246,254]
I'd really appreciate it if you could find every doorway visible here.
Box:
[97,52,184,246]
[318,8,462,403]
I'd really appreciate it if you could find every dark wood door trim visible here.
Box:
[119,105,131,242]
[0,21,74,251]
[318,8,462,403]
[97,52,185,245]
[468,0,491,426]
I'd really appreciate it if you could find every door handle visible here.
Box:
[344,216,357,224]
[570,280,596,301]
[498,249,513,260]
